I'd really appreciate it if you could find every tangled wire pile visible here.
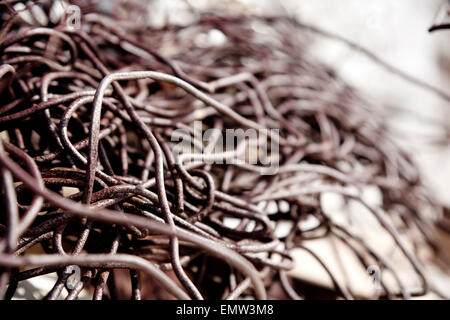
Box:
[0,0,449,300]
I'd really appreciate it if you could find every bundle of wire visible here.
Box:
[0,0,448,300]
